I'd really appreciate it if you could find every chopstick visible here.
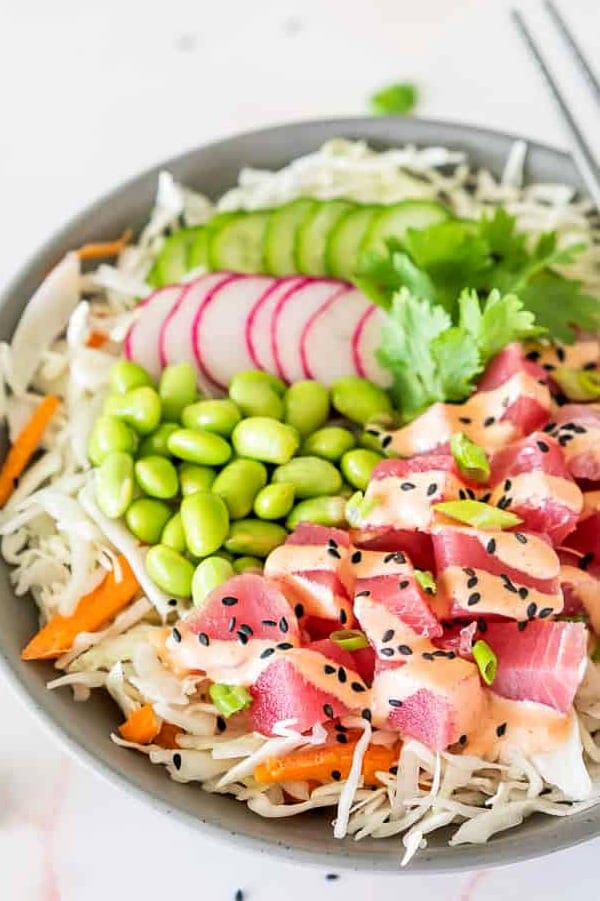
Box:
[544,0,600,105]
[511,8,600,210]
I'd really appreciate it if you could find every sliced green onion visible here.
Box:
[434,499,522,530]
[472,639,497,686]
[209,683,253,718]
[369,81,418,116]
[345,491,380,527]
[592,642,600,665]
[557,614,589,623]
[330,629,370,651]
[552,367,600,402]
[450,432,490,483]
[414,569,436,595]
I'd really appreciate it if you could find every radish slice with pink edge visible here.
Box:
[160,272,233,394]
[301,287,372,386]
[193,275,276,391]
[272,279,350,383]
[247,276,307,372]
[124,285,183,381]
[352,305,392,388]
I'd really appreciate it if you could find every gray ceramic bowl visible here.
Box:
[1,117,597,873]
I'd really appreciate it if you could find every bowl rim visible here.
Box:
[0,115,596,874]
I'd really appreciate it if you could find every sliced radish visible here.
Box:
[124,285,182,380]
[247,276,307,373]
[273,279,349,383]
[352,305,392,388]
[194,275,275,391]
[160,273,233,394]
[301,287,370,386]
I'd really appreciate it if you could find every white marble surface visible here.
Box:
[1,0,600,897]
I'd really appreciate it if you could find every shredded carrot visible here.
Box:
[255,738,400,787]
[154,722,182,749]
[85,330,108,349]
[119,704,161,744]
[0,395,60,507]
[76,228,133,261]
[21,555,139,660]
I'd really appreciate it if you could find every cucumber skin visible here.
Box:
[147,228,201,287]
[263,198,317,276]
[325,206,379,281]
[361,200,450,257]
[208,211,272,274]
[295,199,355,276]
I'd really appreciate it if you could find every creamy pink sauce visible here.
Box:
[465,693,572,758]
[489,471,583,515]
[561,565,600,633]
[360,470,464,530]
[438,566,563,619]
[526,338,599,371]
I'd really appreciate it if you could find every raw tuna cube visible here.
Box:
[547,405,600,481]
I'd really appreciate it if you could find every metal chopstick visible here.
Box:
[544,0,600,105]
[511,9,600,210]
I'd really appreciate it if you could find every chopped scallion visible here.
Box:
[209,683,252,718]
[472,639,497,686]
[330,629,370,651]
[414,569,436,595]
[450,432,490,483]
[434,499,522,530]
[552,367,600,402]
[345,491,380,527]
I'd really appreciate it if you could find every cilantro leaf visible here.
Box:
[520,272,600,343]
[370,82,418,116]
[355,238,438,308]
[430,327,482,400]
[458,288,545,363]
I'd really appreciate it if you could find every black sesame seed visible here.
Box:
[198,632,210,647]
[501,574,518,593]
[583,361,597,371]
[558,435,572,447]
[539,607,554,618]
[168,598,178,607]
[459,734,468,746]
[389,765,399,775]
[362,708,372,722]
[467,576,478,589]
[542,363,555,372]
[294,603,305,618]
[579,553,594,571]
[365,428,380,436]
[335,723,347,732]
[260,647,275,659]
[336,733,349,744]
[432,650,448,657]
[527,602,538,619]
[324,664,336,674]
[239,623,254,636]
[262,619,277,627]
[351,682,366,693]
[518,587,529,600]
[422,652,435,660]
[323,704,334,718]
[327,547,341,559]
[173,752,182,770]
[556,346,566,362]
[237,631,249,645]
[467,592,481,606]
[339,608,348,625]
[397,644,413,656]
[222,596,238,607]
[459,416,472,424]
[327,538,338,548]
[517,620,528,632]
[172,628,182,643]
[526,350,541,362]
[381,434,393,449]
[515,532,527,544]
[351,550,362,564]
[504,478,512,491]
[235,889,245,901]
[331,769,342,781]
[388,698,403,708]
[380,647,395,657]
[459,489,468,500]
[355,589,371,598]
[561,422,577,432]
[484,416,495,427]
[325,874,340,882]
[337,667,347,684]
[543,422,556,433]
[401,482,416,491]
[277,642,293,650]
[480,492,491,503]
[467,488,476,500]
[217,716,227,733]
[573,424,587,434]
[279,617,289,634]
[463,567,476,577]
[496,722,507,738]
[477,617,488,634]
[382,629,395,643]
[399,579,409,590]
[427,483,438,496]
[497,495,512,509]
[228,616,236,633]
[447,651,457,660]
[536,440,550,453]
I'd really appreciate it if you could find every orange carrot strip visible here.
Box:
[255,740,400,787]
[76,229,133,261]
[154,722,182,749]
[0,395,60,507]
[119,704,161,744]
[21,555,139,660]
[85,330,108,349]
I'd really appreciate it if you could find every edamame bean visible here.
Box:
[88,416,138,466]
[159,363,199,422]
[233,556,263,574]
[254,482,295,520]
[94,451,134,519]
[125,498,172,544]
[283,380,329,436]
[272,456,342,499]
[192,556,235,608]
[225,519,288,558]
[302,426,355,462]
[181,492,230,558]
[340,448,383,490]
[179,463,216,495]
[331,377,392,425]
[286,496,348,530]
[232,417,299,465]
[212,459,267,520]
[167,428,232,465]
[137,422,179,458]
[182,399,241,436]
[104,386,162,435]
[109,360,153,394]
[134,455,179,499]
[146,544,195,597]
[161,511,186,552]
[229,371,284,419]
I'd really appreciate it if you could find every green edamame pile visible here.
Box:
[89,361,393,602]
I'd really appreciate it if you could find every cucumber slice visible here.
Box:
[148,228,200,287]
[188,227,209,270]
[208,211,272,273]
[295,200,355,276]
[362,201,450,257]
[325,206,379,281]
[264,198,317,275]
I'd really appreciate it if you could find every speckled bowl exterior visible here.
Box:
[0,117,596,872]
